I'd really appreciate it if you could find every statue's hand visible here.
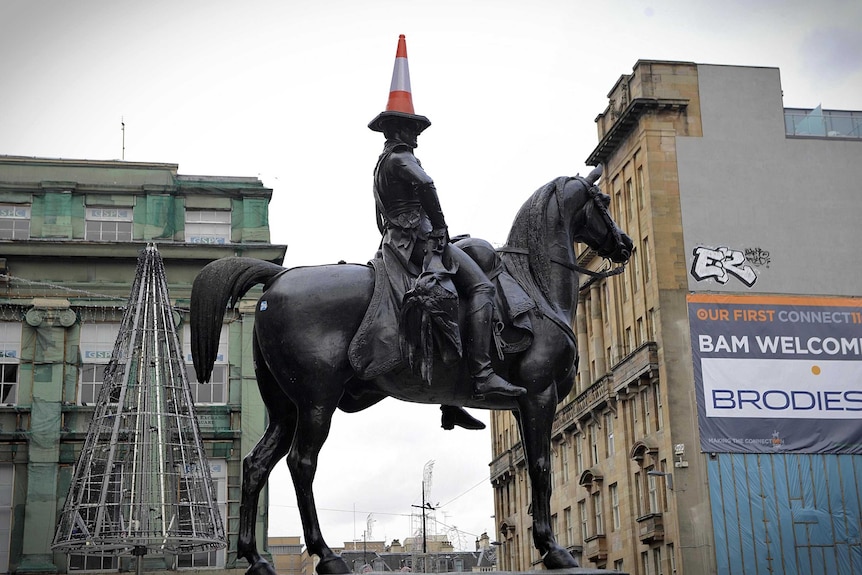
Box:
[425,227,448,257]
[430,226,449,243]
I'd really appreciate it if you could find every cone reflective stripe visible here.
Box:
[368,34,430,133]
[386,34,414,114]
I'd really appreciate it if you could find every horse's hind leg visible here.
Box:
[238,411,295,575]
[288,396,349,574]
[238,336,297,575]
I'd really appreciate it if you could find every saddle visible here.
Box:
[347,237,535,380]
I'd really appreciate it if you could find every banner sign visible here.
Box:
[688,294,862,454]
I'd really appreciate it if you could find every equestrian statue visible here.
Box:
[191,34,633,574]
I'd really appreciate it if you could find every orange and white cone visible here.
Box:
[368,34,431,133]
[386,34,415,114]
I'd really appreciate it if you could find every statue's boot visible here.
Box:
[469,303,527,398]
[441,406,485,430]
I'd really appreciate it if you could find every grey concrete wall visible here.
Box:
[677,64,862,296]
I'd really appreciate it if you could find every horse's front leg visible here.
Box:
[516,388,579,569]
[288,397,350,575]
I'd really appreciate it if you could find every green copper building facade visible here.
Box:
[0,155,286,574]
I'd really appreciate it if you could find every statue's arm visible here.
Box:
[392,152,447,231]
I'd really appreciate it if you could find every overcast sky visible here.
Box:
[2,0,861,552]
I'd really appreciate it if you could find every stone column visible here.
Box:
[576,299,591,392]
[589,284,606,378]
[237,302,272,565]
[17,299,76,573]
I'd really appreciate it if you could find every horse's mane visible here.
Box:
[501,177,570,312]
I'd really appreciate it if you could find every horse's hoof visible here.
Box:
[316,555,351,574]
[245,558,278,575]
[542,546,579,569]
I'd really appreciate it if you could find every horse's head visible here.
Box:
[569,166,633,263]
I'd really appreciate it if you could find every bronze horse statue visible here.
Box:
[190,166,632,574]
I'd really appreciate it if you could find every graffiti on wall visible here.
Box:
[691,245,764,287]
[744,247,770,268]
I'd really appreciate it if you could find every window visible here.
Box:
[589,423,599,464]
[69,462,123,571]
[69,552,119,572]
[641,387,652,435]
[575,433,584,475]
[648,308,657,340]
[0,323,21,405]
[648,469,660,513]
[177,460,227,568]
[79,364,108,405]
[642,237,652,283]
[185,365,227,404]
[625,178,634,220]
[625,327,633,355]
[85,208,133,241]
[560,443,569,483]
[637,166,645,207]
[622,263,630,302]
[642,551,651,575]
[564,507,573,547]
[632,246,640,292]
[634,472,644,517]
[592,491,604,535]
[551,514,558,545]
[550,453,557,490]
[184,324,228,405]
[0,205,30,240]
[630,393,639,440]
[655,384,664,430]
[653,547,663,575]
[610,483,620,531]
[667,543,676,574]
[578,500,588,541]
[185,210,231,244]
[79,323,121,405]
[602,283,610,324]
[614,559,624,572]
[605,413,615,457]
[637,317,646,345]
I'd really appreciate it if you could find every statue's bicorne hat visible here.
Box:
[368,34,431,133]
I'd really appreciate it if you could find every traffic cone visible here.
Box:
[369,34,431,133]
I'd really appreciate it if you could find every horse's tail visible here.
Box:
[190,257,284,382]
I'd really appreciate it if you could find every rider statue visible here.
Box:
[368,106,527,407]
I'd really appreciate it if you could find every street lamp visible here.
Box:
[647,470,674,491]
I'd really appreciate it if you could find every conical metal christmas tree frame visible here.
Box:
[53,244,225,563]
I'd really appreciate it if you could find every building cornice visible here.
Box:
[0,240,286,264]
[586,97,689,166]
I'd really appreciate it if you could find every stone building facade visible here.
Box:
[0,155,285,574]
[489,61,862,574]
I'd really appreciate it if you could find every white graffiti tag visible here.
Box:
[691,246,758,287]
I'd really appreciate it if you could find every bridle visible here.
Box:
[497,176,628,293]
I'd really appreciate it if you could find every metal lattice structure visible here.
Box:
[53,244,225,557]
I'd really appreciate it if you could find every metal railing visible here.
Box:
[785,108,862,139]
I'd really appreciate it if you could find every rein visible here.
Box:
[496,246,627,292]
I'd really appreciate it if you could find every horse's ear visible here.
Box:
[586,165,603,185]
